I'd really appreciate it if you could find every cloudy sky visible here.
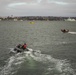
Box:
[0,0,76,17]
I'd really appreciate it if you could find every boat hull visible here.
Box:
[61,29,69,33]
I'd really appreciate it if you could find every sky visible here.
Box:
[0,0,76,17]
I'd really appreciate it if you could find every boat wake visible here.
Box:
[68,31,76,34]
[0,48,76,75]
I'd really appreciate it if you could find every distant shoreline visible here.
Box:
[0,16,76,21]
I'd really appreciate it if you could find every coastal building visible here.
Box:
[65,17,76,21]
[13,19,18,21]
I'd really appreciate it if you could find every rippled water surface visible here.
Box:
[0,21,76,75]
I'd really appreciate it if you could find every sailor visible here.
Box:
[63,29,66,32]
[16,44,22,49]
[22,43,27,50]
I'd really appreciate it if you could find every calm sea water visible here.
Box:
[0,21,76,75]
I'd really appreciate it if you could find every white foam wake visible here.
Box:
[30,52,75,74]
[0,48,75,75]
[0,48,34,75]
[68,32,76,34]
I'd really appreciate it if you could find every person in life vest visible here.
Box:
[16,44,22,49]
[22,43,27,50]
